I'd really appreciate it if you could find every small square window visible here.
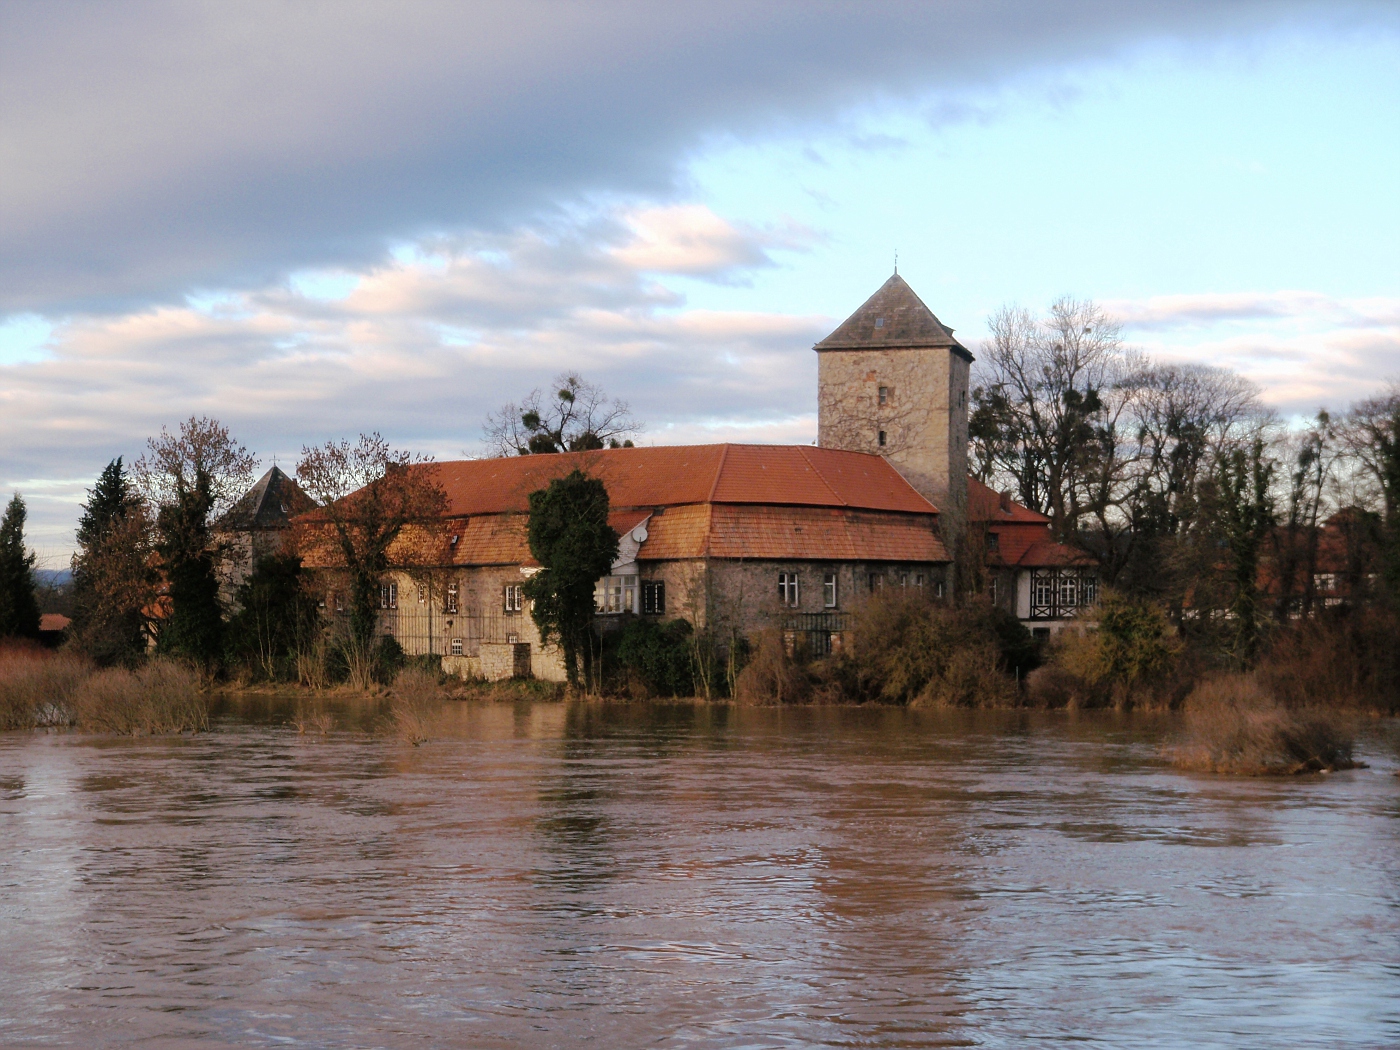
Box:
[506,632,519,645]
[875,317,885,328]
[450,638,463,656]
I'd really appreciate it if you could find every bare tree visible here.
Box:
[972,297,1130,540]
[295,434,449,687]
[133,416,257,517]
[1339,386,1400,596]
[484,373,641,456]
[132,417,257,665]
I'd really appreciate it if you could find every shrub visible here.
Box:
[1256,605,1400,713]
[0,644,89,728]
[1173,672,1358,775]
[389,666,446,745]
[1055,592,1180,707]
[733,629,819,704]
[73,658,207,734]
[616,618,695,698]
[837,591,1021,706]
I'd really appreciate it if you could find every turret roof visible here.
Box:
[216,466,314,531]
[813,273,972,360]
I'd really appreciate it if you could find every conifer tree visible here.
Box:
[71,458,153,665]
[0,493,42,639]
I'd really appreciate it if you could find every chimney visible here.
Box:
[999,490,1012,514]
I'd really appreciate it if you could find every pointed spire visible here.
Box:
[813,273,971,360]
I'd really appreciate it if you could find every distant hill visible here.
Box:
[36,568,73,586]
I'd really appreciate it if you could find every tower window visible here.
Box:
[878,430,887,447]
[878,385,889,405]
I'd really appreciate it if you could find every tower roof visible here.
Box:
[813,273,973,361]
[216,465,315,531]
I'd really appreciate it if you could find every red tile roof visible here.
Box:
[967,477,1050,524]
[428,444,937,516]
[39,613,70,632]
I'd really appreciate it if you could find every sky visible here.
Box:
[1,1,1397,566]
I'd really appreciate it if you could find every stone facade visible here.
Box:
[814,273,972,559]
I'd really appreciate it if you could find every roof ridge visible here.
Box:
[706,444,730,503]
[797,444,848,507]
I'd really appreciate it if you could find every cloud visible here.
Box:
[0,206,831,553]
[1113,291,1400,416]
[0,0,1340,313]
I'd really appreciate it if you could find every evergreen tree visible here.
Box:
[225,553,317,680]
[154,471,224,667]
[0,493,42,639]
[71,458,151,664]
[522,469,619,688]
[1209,440,1276,665]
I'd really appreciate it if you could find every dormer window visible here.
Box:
[875,317,885,328]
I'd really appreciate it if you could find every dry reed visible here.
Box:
[72,659,208,734]
[389,666,447,745]
[0,644,90,728]
[1173,672,1359,775]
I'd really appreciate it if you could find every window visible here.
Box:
[446,582,458,613]
[504,584,523,613]
[868,572,883,592]
[914,574,924,588]
[450,638,464,656]
[823,573,838,609]
[418,585,427,605]
[778,572,800,607]
[899,572,910,588]
[987,531,1000,552]
[333,592,343,612]
[935,581,945,599]
[593,574,638,614]
[1029,570,1099,620]
[380,582,397,609]
[878,385,889,405]
[989,576,998,602]
[875,317,885,328]
[1314,573,1336,593]
[642,580,665,615]
[506,632,519,644]
[878,430,887,447]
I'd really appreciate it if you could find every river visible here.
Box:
[2,700,1397,1048]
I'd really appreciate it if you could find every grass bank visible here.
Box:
[0,643,208,734]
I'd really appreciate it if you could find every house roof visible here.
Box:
[813,273,973,361]
[429,443,939,516]
[442,503,947,566]
[967,476,1050,524]
[217,466,315,531]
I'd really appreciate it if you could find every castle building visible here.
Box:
[281,274,1095,679]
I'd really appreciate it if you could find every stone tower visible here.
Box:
[814,273,971,534]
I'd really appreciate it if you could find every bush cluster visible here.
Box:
[0,642,206,733]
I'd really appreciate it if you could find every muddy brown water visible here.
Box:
[1,699,1397,1049]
